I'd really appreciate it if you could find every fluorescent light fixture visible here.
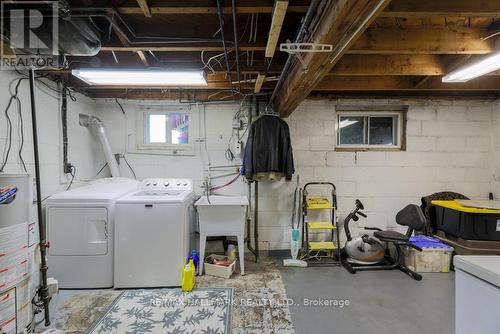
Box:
[442,51,500,83]
[71,69,207,86]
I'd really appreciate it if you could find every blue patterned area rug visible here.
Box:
[86,288,232,334]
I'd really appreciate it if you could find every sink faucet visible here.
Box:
[202,176,211,204]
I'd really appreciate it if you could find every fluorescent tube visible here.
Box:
[72,69,207,86]
[442,52,500,83]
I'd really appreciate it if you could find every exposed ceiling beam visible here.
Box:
[314,76,500,91]
[348,27,494,54]
[100,45,266,52]
[136,0,152,17]
[117,5,308,15]
[380,0,500,18]
[414,54,473,88]
[331,54,445,76]
[265,0,289,58]
[254,73,266,93]
[87,89,500,100]
[136,50,150,66]
[110,2,500,17]
[88,89,243,101]
[99,27,495,55]
[274,0,391,117]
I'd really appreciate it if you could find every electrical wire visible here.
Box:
[1,78,24,172]
[94,162,109,178]
[210,172,241,192]
[115,98,126,114]
[122,154,137,179]
[66,165,76,190]
[16,96,27,172]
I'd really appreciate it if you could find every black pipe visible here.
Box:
[253,96,259,261]
[254,181,259,261]
[215,0,233,85]
[245,95,257,260]
[29,69,50,326]
[231,0,242,92]
[61,83,69,173]
[268,0,320,108]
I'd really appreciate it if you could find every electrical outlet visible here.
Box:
[234,140,243,157]
[232,119,243,130]
[63,162,73,174]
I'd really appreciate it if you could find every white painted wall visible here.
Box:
[2,76,495,251]
[288,99,498,248]
[95,97,500,250]
[0,70,103,200]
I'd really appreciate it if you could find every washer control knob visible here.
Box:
[164,181,169,187]
[183,182,188,186]
[146,183,151,186]
[176,181,181,186]
[153,182,158,186]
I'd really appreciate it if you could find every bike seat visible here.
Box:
[374,230,408,242]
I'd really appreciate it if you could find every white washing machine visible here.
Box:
[114,178,196,288]
[46,178,139,288]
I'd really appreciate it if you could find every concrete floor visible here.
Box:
[279,263,455,334]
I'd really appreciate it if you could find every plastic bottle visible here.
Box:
[189,259,196,285]
[182,259,195,292]
[226,244,236,261]
[188,250,200,275]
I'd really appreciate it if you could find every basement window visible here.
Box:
[335,108,405,151]
[135,110,193,154]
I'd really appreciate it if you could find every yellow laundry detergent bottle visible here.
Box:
[182,259,195,292]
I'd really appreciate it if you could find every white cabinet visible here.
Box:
[454,256,500,334]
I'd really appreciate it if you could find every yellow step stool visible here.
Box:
[307,221,335,230]
[306,197,333,210]
[308,241,337,251]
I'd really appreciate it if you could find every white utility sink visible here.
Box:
[195,195,249,206]
[195,195,248,275]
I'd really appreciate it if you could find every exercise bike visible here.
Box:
[342,199,425,281]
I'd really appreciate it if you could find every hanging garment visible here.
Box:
[242,115,295,181]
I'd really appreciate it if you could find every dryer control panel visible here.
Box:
[140,178,193,192]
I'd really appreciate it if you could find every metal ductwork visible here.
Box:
[1,1,101,57]
[79,114,121,178]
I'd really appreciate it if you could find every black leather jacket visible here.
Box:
[242,115,295,180]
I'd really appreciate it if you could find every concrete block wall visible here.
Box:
[95,97,500,250]
[0,70,103,200]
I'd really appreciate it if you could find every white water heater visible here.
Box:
[0,174,30,228]
[0,174,36,334]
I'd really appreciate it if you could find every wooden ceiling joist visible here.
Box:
[315,76,500,91]
[100,45,266,52]
[254,73,266,93]
[136,50,150,66]
[136,0,152,17]
[273,0,391,117]
[100,27,494,55]
[348,27,494,54]
[265,0,289,58]
[117,5,308,15]
[380,0,500,18]
[88,89,243,101]
[331,54,445,76]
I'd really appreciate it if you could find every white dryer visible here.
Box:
[114,178,195,288]
[46,178,139,288]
